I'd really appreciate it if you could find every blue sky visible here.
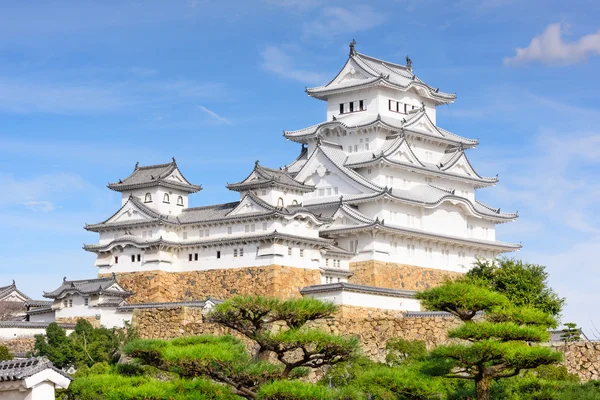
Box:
[1,0,599,335]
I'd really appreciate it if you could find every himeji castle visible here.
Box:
[77,43,519,313]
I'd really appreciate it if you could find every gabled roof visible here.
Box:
[0,281,32,303]
[226,161,315,192]
[284,110,477,146]
[43,276,132,299]
[294,141,383,193]
[108,159,202,193]
[321,220,522,252]
[285,145,309,176]
[85,194,174,232]
[344,136,497,188]
[305,50,456,105]
[301,282,417,298]
[0,357,72,382]
[84,230,334,253]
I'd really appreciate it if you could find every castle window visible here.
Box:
[292,200,298,206]
[195,253,198,261]
[325,258,329,267]
[347,145,352,153]
[299,249,304,257]
[277,197,284,208]
[131,255,136,262]
[389,99,394,111]
[262,222,267,230]
[339,103,344,114]
[84,298,89,306]
[245,224,249,233]
[365,138,370,150]
[239,248,244,257]
[349,239,359,253]
[288,247,292,256]
[183,232,188,240]
[144,193,152,203]
[349,101,354,112]
[68,299,73,308]
[189,254,193,261]
[114,256,119,264]
[137,254,141,262]
[177,196,184,206]
[359,100,364,111]
[216,251,221,259]
[227,226,232,235]
[163,193,170,203]
[234,249,238,257]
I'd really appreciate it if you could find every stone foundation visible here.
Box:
[105,265,321,304]
[557,342,600,382]
[349,261,463,290]
[132,305,460,361]
[56,316,100,327]
[0,338,35,355]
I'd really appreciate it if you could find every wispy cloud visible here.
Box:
[21,200,56,212]
[198,105,233,125]
[260,46,326,85]
[504,23,600,66]
[303,6,386,38]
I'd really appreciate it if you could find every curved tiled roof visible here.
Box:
[108,159,202,193]
[84,230,334,253]
[43,276,132,299]
[227,161,314,192]
[306,52,455,105]
[284,110,477,146]
[321,220,521,252]
[117,299,222,312]
[0,357,72,382]
[300,282,417,298]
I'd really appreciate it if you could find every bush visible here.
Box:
[258,380,362,400]
[386,338,427,366]
[0,345,12,361]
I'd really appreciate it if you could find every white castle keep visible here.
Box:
[83,44,519,286]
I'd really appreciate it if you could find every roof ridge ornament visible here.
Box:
[255,160,260,167]
[349,39,357,56]
[406,55,412,71]
[172,157,176,163]
[134,162,139,171]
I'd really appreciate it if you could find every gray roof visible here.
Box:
[321,219,521,252]
[319,268,353,277]
[84,230,334,253]
[227,161,314,192]
[300,282,417,298]
[25,306,54,316]
[284,110,476,146]
[117,298,222,312]
[43,276,131,299]
[285,146,309,175]
[0,357,72,382]
[0,281,32,302]
[87,193,329,232]
[403,311,454,318]
[344,136,496,188]
[306,51,455,105]
[0,321,76,329]
[108,159,202,193]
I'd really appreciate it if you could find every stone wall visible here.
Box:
[56,316,100,328]
[132,305,460,362]
[557,342,600,382]
[105,265,321,304]
[349,261,463,290]
[0,338,35,355]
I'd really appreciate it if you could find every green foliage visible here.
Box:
[487,305,557,328]
[62,372,238,400]
[466,258,565,317]
[490,376,600,400]
[34,322,74,368]
[386,338,427,366]
[560,322,581,342]
[448,321,550,342]
[322,356,377,388]
[0,344,12,361]
[258,380,362,400]
[415,281,508,321]
[528,364,579,383]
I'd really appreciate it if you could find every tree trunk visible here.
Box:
[475,375,492,400]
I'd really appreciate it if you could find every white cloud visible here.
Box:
[303,6,386,38]
[260,46,326,85]
[504,23,600,66]
[198,105,233,125]
[21,200,56,212]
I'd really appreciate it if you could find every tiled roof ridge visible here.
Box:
[355,51,411,71]
[135,161,175,170]
[183,201,240,212]
[316,144,383,192]
[300,282,417,298]
[0,356,73,382]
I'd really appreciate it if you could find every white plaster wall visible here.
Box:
[0,385,28,400]
[124,188,189,216]
[0,327,74,340]
[99,309,132,329]
[29,381,55,400]
[305,290,421,311]
[54,295,97,319]
[28,313,55,323]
